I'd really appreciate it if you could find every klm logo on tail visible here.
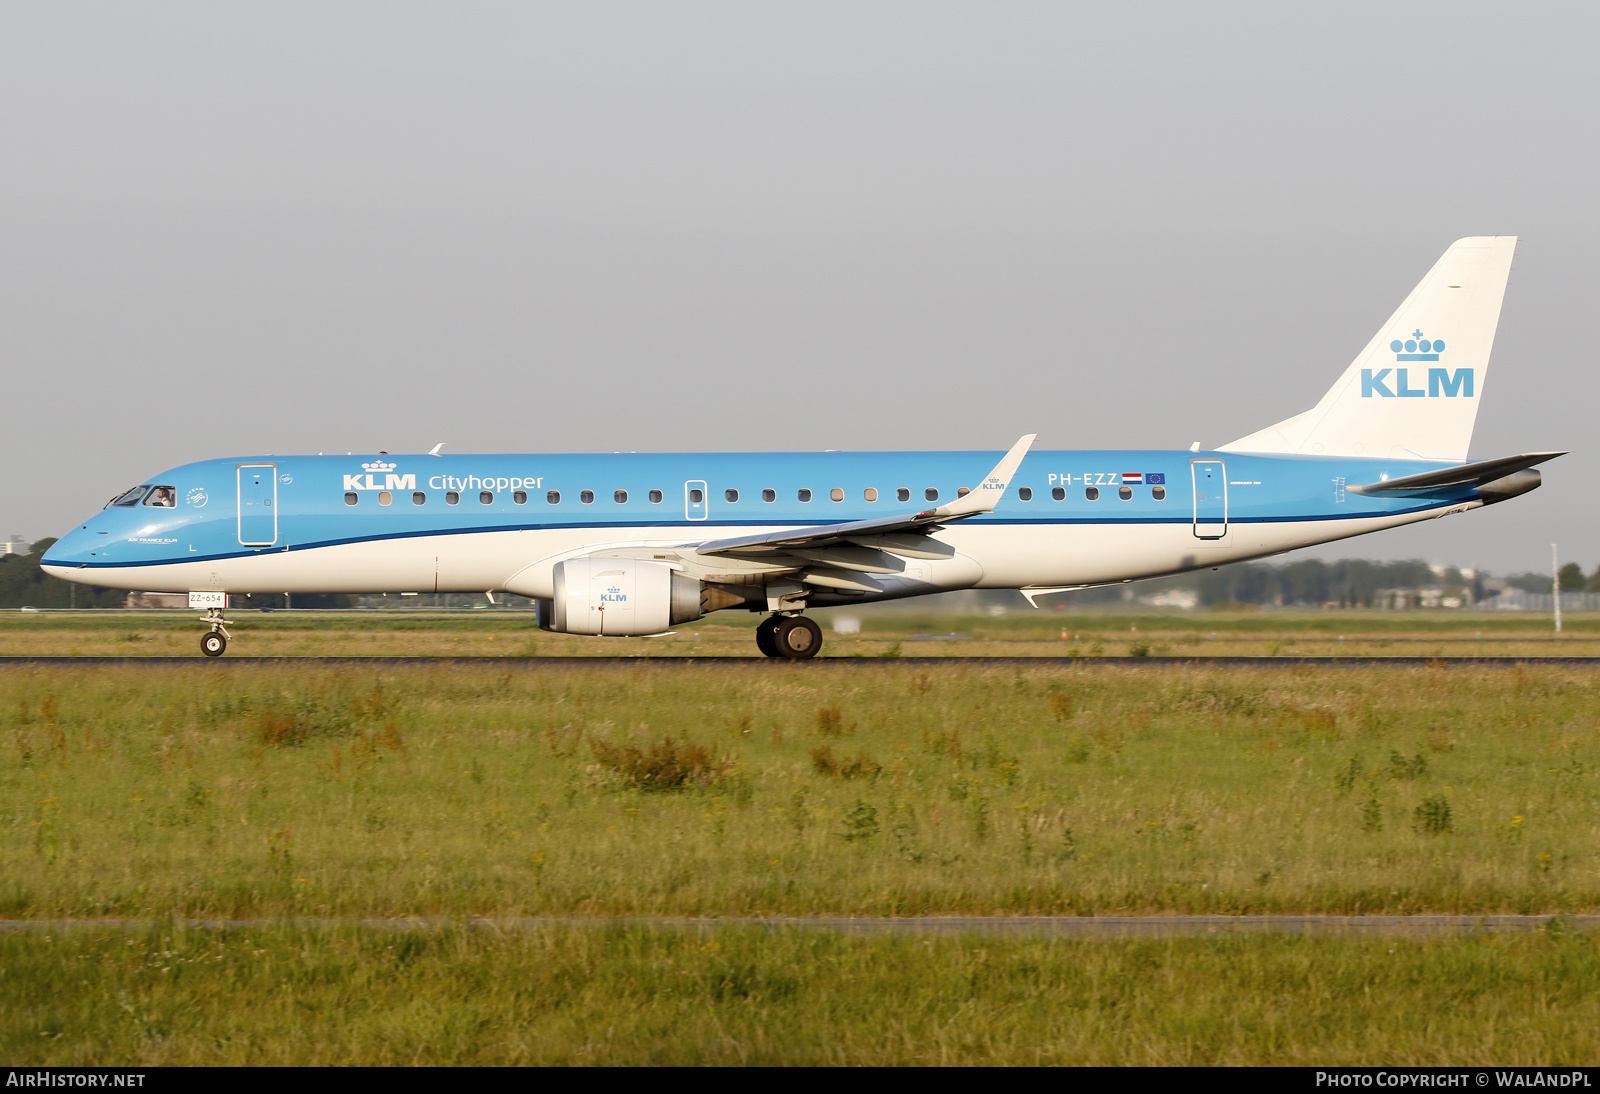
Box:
[1362,331,1473,398]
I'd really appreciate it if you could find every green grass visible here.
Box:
[6,925,1599,1065]
[7,660,1600,1065]
[4,662,1598,919]
[4,608,1600,658]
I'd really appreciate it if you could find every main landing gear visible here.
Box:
[199,608,234,657]
[755,615,822,660]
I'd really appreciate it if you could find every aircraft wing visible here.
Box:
[1347,451,1565,496]
[695,434,1036,559]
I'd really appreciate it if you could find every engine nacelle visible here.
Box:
[536,558,706,636]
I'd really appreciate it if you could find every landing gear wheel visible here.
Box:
[774,616,823,660]
[201,632,227,657]
[755,616,782,658]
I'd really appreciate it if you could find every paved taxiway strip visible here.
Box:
[3,655,1600,667]
[3,916,1597,935]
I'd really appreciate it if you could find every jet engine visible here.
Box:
[536,557,731,636]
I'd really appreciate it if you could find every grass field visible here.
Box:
[1,607,1598,659]
[5,639,1599,1064]
[4,660,1597,918]
[7,925,1599,1065]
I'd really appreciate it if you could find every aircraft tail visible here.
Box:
[1219,236,1516,462]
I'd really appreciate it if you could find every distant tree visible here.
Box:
[1194,558,1437,607]
[1586,566,1600,594]
[1506,572,1553,594]
[0,539,129,608]
[1558,562,1586,593]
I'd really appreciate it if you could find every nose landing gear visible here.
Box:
[756,614,822,660]
[199,608,233,657]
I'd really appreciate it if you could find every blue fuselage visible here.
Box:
[44,449,1470,584]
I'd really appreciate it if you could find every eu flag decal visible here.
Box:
[1146,473,1165,485]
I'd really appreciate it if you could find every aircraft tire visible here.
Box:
[774,616,822,660]
[755,616,781,658]
[201,633,227,657]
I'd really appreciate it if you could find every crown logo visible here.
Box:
[361,460,397,473]
[1390,330,1445,362]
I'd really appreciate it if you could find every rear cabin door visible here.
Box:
[685,480,708,521]
[238,464,278,546]
[1191,459,1227,540]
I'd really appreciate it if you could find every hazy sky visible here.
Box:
[2,2,1595,573]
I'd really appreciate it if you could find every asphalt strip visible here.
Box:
[2,916,1597,936]
[4,656,1600,667]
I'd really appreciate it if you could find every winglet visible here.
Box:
[428,442,447,456]
[923,434,1037,519]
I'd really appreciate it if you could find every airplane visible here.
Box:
[42,236,1561,658]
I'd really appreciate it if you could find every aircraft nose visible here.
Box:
[41,523,95,567]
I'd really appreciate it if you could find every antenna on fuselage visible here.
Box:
[429,442,447,456]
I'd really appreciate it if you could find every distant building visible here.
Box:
[1138,588,1200,609]
[1373,585,1473,609]
[0,536,27,556]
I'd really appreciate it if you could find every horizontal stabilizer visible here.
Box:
[1347,451,1565,495]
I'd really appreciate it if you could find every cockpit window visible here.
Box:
[108,486,151,508]
[143,485,177,508]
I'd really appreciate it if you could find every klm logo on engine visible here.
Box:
[343,460,417,491]
[600,585,627,604]
[1362,331,1472,398]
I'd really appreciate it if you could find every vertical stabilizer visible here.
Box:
[1220,237,1516,462]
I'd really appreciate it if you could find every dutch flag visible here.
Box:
[1121,472,1143,484]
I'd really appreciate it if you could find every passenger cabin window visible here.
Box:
[446,491,460,505]
[480,491,493,504]
[925,488,939,502]
[513,490,527,504]
[110,486,151,508]
[144,486,176,508]
[615,490,628,504]
[798,488,812,502]
[896,488,910,502]
[344,492,358,506]
[413,492,426,505]
[1118,486,1132,500]
[379,491,393,506]
[649,489,663,503]
[1085,487,1099,501]
[581,490,595,504]
[956,487,970,498]
[1052,487,1065,501]
[547,490,561,504]
[1152,486,1167,501]
[1018,487,1033,501]
[864,488,878,502]
[725,488,738,503]
[830,488,843,502]
[762,489,775,503]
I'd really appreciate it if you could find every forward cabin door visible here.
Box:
[1191,459,1227,540]
[685,480,708,521]
[238,463,278,546]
